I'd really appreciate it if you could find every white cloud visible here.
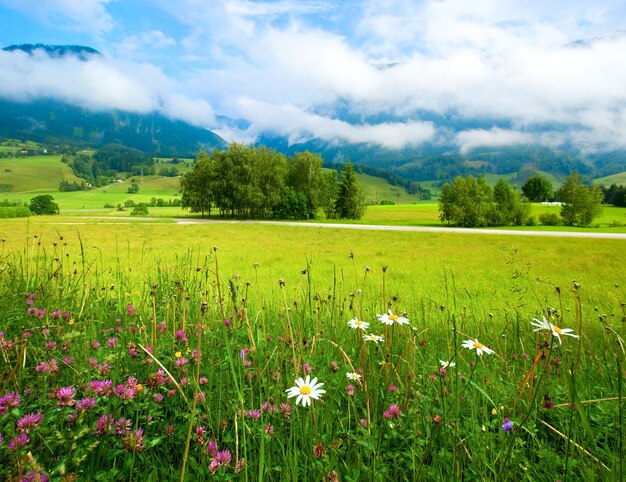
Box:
[0,49,215,126]
[230,98,435,148]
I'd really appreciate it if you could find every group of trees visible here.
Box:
[181,143,365,220]
[440,172,605,227]
[439,177,531,227]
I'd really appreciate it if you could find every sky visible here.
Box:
[1,0,626,152]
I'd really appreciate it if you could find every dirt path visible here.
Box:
[173,218,626,239]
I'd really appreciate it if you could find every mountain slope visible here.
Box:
[0,98,226,156]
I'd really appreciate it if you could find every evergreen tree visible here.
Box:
[334,162,366,219]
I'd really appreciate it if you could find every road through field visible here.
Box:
[173,218,626,239]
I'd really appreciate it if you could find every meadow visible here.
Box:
[1,217,625,480]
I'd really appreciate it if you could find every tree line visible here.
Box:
[439,172,605,227]
[180,143,365,220]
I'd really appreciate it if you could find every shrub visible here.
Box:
[0,206,31,218]
[538,212,560,226]
[131,205,149,216]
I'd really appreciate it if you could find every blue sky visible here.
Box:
[1,0,626,151]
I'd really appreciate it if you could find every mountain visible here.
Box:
[0,98,226,156]
[3,43,100,60]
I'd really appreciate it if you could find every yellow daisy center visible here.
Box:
[473,342,484,349]
[553,326,562,334]
[354,320,362,326]
[299,385,312,395]
[389,314,399,321]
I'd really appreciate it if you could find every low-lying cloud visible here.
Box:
[0,48,215,127]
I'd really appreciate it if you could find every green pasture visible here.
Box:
[355,172,422,204]
[2,217,624,313]
[596,170,626,186]
[0,155,82,194]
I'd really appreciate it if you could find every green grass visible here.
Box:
[355,172,422,204]
[0,155,82,194]
[0,218,624,480]
[596,171,626,186]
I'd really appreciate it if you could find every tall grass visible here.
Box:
[0,229,624,480]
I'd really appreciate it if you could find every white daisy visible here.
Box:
[530,317,579,345]
[346,372,361,381]
[461,338,495,356]
[285,375,326,407]
[439,360,456,369]
[362,333,384,343]
[347,318,369,331]
[377,310,410,326]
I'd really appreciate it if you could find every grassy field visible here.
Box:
[596,171,626,186]
[0,155,82,194]
[0,217,624,480]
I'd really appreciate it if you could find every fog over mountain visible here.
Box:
[1,1,626,179]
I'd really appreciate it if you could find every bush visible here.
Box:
[131,205,149,216]
[538,212,560,226]
[0,206,31,218]
[29,195,59,215]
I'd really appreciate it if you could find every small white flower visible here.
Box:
[439,360,456,369]
[530,317,579,345]
[461,338,495,356]
[285,375,326,407]
[347,318,369,331]
[346,372,361,381]
[363,333,384,343]
[377,310,410,326]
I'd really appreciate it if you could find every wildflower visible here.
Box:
[347,318,369,331]
[461,338,495,356]
[127,304,136,316]
[530,317,579,345]
[45,341,57,350]
[235,458,245,473]
[154,393,164,403]
[8,434,29,452]
[345,384,355,397]
[363,333,384,343]
[265,424,275,437]
[346,372,361,381]
[215,450,232,466]
[330,360,339,372]
[122,428,144,452]
[93,414,114,436]
[56,386,76,406]
[303,363,311,375]
[502,418,513,432]
[286,375,326,407]
[377,310,409,326]
[20,469,50,482]
[115,418,132,435]
[280,402,292,418]
[439,360,456,369]
[360,418,368,428]
[389,385,397,392]
[195,426,206,446]
[107,337,118,347]
[313,442,325,458]
[383,404,402,419]
[206,440,218,457]
[433,414,441,424]
[76,397,96,412]
[17,412,43,433]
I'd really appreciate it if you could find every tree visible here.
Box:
[180,150,214,217]
[556,171,603,226]
[439,176,493,227]
[521,174,553,202]
[334,162,366,219]
[287,151,325,219]
[29,195,60,215]
[493,179,531,225]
